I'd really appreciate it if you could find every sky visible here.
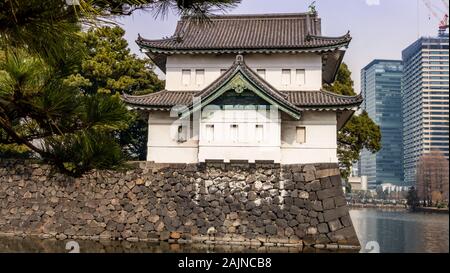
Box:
[116,0,446,93]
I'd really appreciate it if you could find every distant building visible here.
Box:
[401,34,449,186]
[351,161,360,177]
[360,60,404,189]
[378,183,410,194]
[348,176,368,191]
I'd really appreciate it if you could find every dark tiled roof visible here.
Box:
[283,91,363,108]
[122,91,196,108]
[122,56,362,112]
[137,13,351,52]
[123,90,362,109]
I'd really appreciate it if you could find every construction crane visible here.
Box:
[422,0,449,36]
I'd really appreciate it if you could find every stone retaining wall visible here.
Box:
[0,160,360,249]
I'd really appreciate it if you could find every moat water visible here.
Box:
[350,208,448,253]
[0,208,448,253]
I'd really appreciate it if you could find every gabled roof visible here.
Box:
[186,55,302,119]
[137,12,351,83]
[137,13,351,52]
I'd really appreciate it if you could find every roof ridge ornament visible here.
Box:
[235,54,244,64]
[308,1,317,16]
[230,74,246,94]
[305,34,312,42]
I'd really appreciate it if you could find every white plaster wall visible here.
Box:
[198,108,282,163]
[281,111,338,164]
[165,53,323,91]
[199,147,281,163]
[146,110,339,164]
[147,112,199,163]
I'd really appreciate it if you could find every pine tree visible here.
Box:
[0,0,241,64]
[1,0,238,175]
[0,49,134,176]
[66,26,163,95]
[324,63,382,178]
[65,26,165,160]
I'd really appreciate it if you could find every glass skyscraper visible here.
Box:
[402,34,449,186]
[360,60,404,188]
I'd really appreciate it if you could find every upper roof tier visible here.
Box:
[136,13,351,52]
[136,13,351,53]
[137,12,352,84]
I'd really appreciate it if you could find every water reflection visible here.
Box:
[0,236,354,253]
[350,208,449,253]
[1,209,446,253]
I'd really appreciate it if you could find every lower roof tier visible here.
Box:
[122,89,362,111]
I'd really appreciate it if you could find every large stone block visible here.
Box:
[334,196,347,207]
[319,177,333,189]
[293,173,304,182]
[303,171,316,182]
[315,168,340,179]
[308,180,322,191]
[328,219,343,232]
[317,223,329,234]
[327,226,360,246]
[323,206,349,222]
[316,187,340,201]
[322,198,336,210]
[330,175,342,187]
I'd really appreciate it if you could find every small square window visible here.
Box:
[182,69,191,86]
[282,69,291,85]
[177,125,187,143]
[296,69,305,85]
[257,69,266,79]
[195,69,205,85]
[206,125,214,142]
[255,124,264,143]
[296,126,306,144]
[230,124,239,142]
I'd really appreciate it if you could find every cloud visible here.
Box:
[366,0,381,6]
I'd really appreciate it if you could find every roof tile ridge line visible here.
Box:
[137,36,178,44]
[122,90,169,98]
[205,17,309,21]
[184,12,314,19]
[139,45,350,52]
[137,20,188,44]
[319,89,363,99]
[308,31,351,40]
[164,90,198,93]
[281,90,323,94]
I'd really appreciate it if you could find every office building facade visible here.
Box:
[402,35,449,186]
[360,60,404,188]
